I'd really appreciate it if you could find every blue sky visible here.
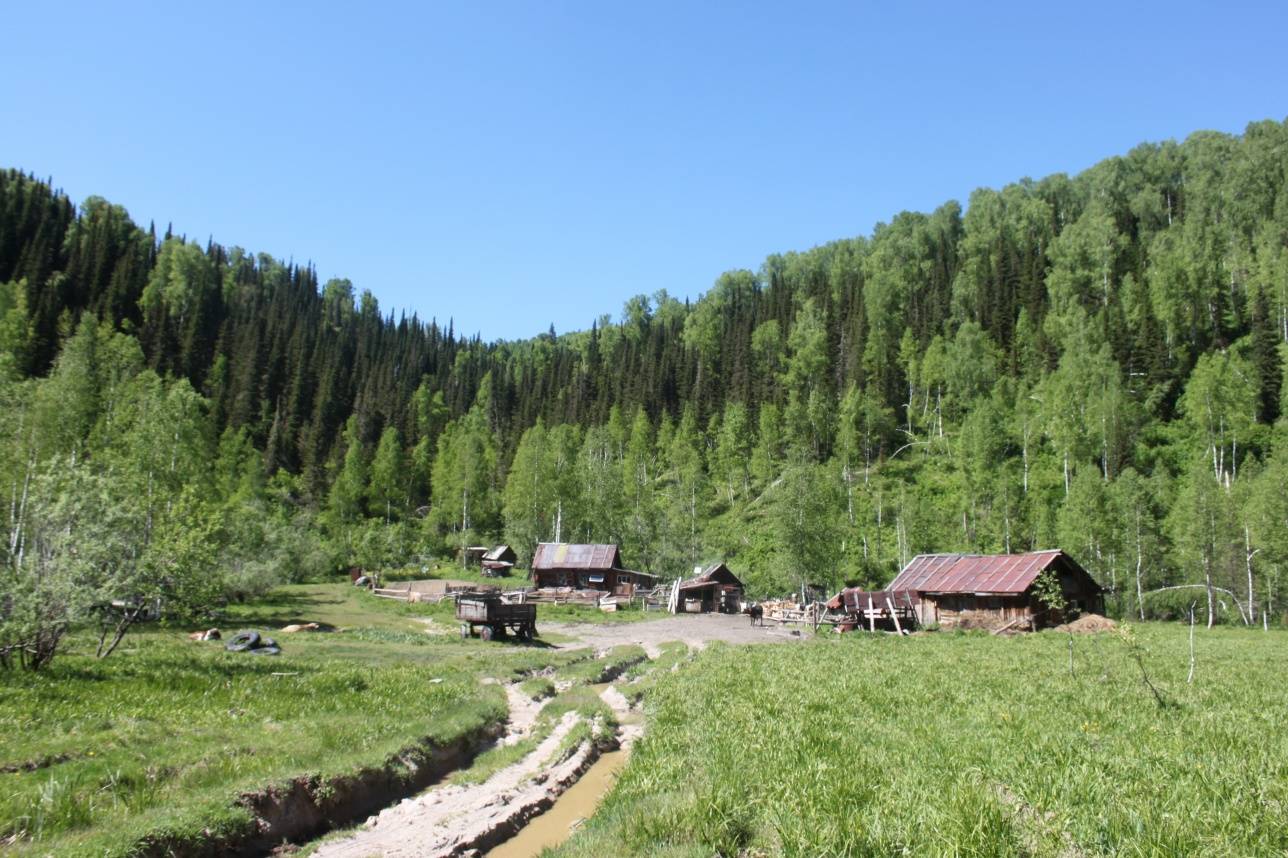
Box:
[4,1,1286,341]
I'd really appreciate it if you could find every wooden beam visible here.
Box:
[867,594,876,632]
[887,593,903,635]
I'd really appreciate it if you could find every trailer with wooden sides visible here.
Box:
[455,593,537,641]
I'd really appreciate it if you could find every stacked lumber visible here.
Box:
[760,599,832,626]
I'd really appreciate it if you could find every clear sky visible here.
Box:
[4,1,1286,341]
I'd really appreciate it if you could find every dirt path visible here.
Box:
[310,672,634,858]
[311,707,588,858]
[305,617,793,857]
[598,684,642,749]
[540,612,811,653]
[501,683,543,745]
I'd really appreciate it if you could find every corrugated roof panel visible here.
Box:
[910,550,1064,594]
[532,543,622,571]
[888,554,962,591]
[678,563,741,591]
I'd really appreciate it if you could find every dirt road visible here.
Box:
[305,616,803,857]
[539,612,812,657]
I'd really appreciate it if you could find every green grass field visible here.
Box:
[554,625,1288,857]
[8,584,1284,858]
[0,584,588,856]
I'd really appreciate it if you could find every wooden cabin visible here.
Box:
[676,563,745,613]
[530,543,656,597]
[481,545,517,577]
[886,550,1104,630]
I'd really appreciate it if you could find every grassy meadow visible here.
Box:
[0,584,596,856]
[554,625,1288,858]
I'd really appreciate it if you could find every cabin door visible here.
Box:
[614,573,633,597]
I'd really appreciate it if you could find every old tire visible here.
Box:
[225,631,260,652]
[249,646,281,656]
[257,637,278,650]
[480,625,495,642]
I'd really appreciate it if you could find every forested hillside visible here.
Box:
[4,119,1288,663]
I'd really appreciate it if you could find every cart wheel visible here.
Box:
[518,625,532,641]
[480,625,495,642]
[460,623,471,639]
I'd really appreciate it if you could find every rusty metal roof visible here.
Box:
[678,563,743,591]
[531,543,622,571]
[887,550,1071,594]
[828,588,922,610]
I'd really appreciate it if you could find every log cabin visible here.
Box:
[885,550,1104,630]
[530,543,656,597]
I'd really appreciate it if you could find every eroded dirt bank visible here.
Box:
[131,722,502,858]
[307,664,648,858]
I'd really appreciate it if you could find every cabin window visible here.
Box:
[618,574,632,585]
[588,574,605,584]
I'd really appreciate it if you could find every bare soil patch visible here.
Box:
[538,613,811,654]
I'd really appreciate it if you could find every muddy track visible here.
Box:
[309,675,643,858]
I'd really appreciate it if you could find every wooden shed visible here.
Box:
[886,550,1104,630]
[460,546,490,566]
[676,563,744,613]
[530,543,656,597]
[481,545,517,577]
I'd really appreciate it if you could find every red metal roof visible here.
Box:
[887,550,1068,595]
[532,543,622,571]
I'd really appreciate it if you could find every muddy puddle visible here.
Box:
[484,747,628,858]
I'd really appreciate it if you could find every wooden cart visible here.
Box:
[455,593,537,641]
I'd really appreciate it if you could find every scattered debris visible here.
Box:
[188,628,222,641]
[225,630,283,656]
[280,622,333,633]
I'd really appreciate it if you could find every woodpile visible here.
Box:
[760,600,831,626]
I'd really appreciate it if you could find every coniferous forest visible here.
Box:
[5,119,1288,665]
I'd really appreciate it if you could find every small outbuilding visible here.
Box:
[886,549,1103,630]
[676,563,745,613]
[460,546,490,566]
[481,545,517,577]
[530,543,656,597]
